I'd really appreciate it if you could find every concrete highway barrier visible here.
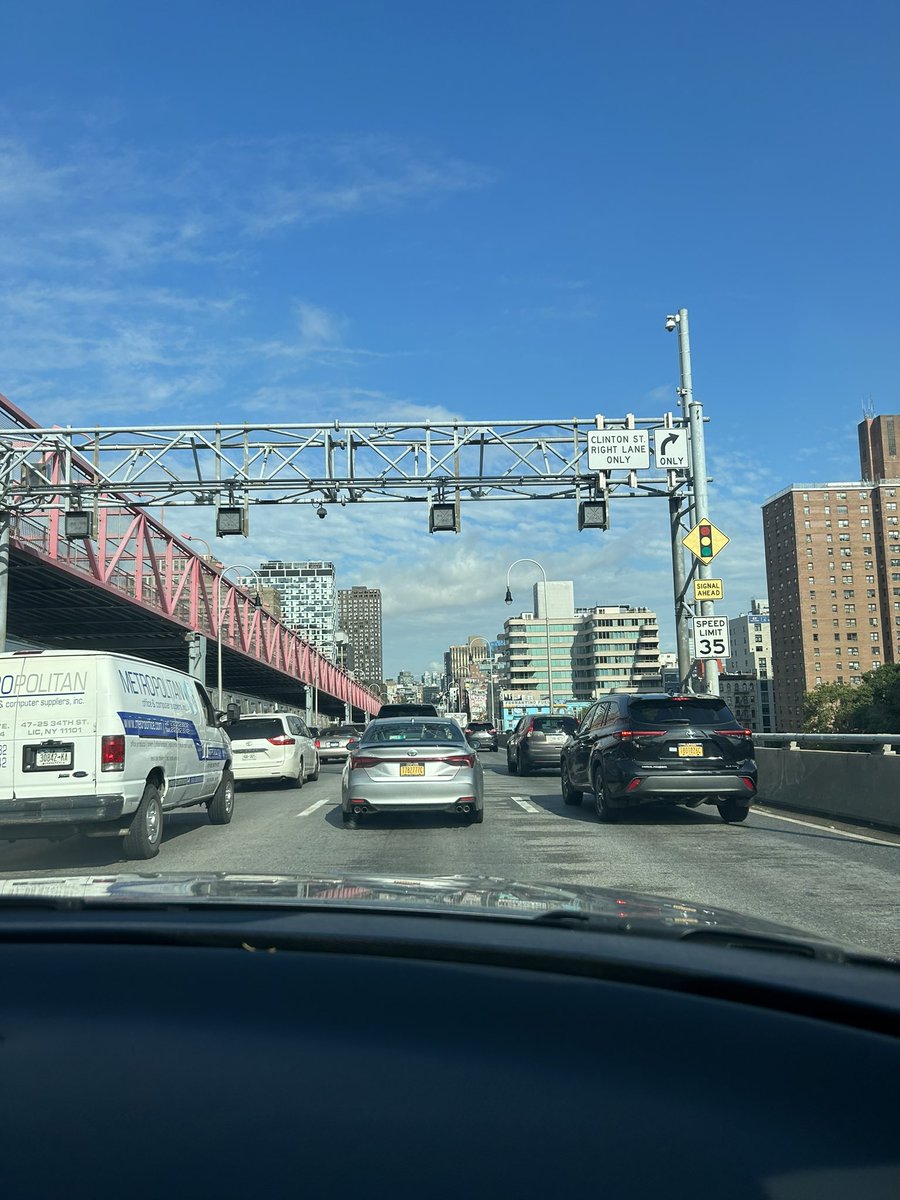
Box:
[755,739,900,831]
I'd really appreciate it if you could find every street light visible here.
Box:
[467,636,495,724]
[504,558,554,714]
[215,564,262,711]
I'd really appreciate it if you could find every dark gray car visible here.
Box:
[506,714,579,774]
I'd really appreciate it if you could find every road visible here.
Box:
[1,758,899,957]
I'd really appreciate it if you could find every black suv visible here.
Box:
[559,693,756,824]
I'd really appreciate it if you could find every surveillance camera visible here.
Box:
[664,315,678,332]
[317,504,327,519]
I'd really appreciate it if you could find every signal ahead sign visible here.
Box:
[692,616,730,660]
[683,518,729,563]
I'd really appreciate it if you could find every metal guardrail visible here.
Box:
[756,733,900,754]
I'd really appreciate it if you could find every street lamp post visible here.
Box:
[467,636,495,724]
[215,564,262,711]
[504,558,554,714]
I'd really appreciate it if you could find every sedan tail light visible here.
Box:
[267,735,296,746]
[442,754,475,767]
[350,755,380,769]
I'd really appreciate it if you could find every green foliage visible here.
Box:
[802,663,900,733]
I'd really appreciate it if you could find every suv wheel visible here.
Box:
[518,748,531,776]
[717,798,750,824]
[507,749,518,775]
[561,761,583,807]
[593,770,619,824]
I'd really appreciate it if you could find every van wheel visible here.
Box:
[294,759,305,788]
[208,769,235,825]
[309,754,320,781]
[123,783,164,859]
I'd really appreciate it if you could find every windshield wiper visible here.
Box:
[529,909,893,966]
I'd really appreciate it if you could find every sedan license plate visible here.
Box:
[327,741,340,747]
[677,743,703,758]
[399,763,425,776]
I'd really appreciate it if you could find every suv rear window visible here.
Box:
[629,698,737,725]
[530,717,578,735]
[376,704,439,718]
[468,722,494,731]
[224,717,285,740]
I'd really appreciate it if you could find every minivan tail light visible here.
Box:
[101,734,125,771]
[267,736,296,746]
[314,738,321,748]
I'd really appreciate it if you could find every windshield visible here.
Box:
[0,6,898,970]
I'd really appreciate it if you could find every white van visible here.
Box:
[0,650,234,859]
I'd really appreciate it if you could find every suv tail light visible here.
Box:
[267,735,296,746]
[101,734,125,771]
[721,728,754,739]
[614,729,666,740]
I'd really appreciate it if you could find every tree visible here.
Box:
[802,664,900,733]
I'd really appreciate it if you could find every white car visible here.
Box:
[225,714,319,787]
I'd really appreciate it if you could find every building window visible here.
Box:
[844,604,855,613]
[803,506,810,514]
[871,632,880,641]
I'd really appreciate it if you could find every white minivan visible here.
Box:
[0,649,234,859]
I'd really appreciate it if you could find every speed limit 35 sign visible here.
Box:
[692,616,730,660]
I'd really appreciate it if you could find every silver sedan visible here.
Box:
[341,718,484,828]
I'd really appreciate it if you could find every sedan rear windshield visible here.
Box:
[326,726,361,737]
[629,699,737,726]
[362,722,467,745]
[531,717,578,735]
[224,718,285,740]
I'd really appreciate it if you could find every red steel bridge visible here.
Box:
[0,394,378,720]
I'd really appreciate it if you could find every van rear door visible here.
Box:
[8,655,98,802]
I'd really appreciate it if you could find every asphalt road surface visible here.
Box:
[2,759,899,957]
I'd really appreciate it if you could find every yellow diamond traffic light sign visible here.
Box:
[683,518,729,563]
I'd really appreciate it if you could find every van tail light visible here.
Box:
[267,736,296,746]
[442,754,475,768]
[101,734,125,772]
[351,755,380,769]
[314,738,321,748]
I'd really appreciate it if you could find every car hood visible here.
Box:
[0,871,891,962]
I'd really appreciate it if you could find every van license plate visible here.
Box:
[677,743,703,758]
[25,744,74,771]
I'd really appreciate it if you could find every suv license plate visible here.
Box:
[399,763,425,776]
[677,743,703,758]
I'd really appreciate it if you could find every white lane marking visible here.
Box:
[756,806,899,847]
[511,796,540,813]
[296,797,331,818]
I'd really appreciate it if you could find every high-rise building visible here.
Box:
[497,582,660,704]
[251,561,338,659]
[763,478,899,730]
[717,599,775,733]
[859,415,900,483]
[338,586,383,688]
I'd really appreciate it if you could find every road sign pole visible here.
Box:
[0,510,8,654]
[669,494,693,692]
[679,308,719,696]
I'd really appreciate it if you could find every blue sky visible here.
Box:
[1,1,898,676]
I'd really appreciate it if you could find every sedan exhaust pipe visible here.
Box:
[456,803,472,814]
